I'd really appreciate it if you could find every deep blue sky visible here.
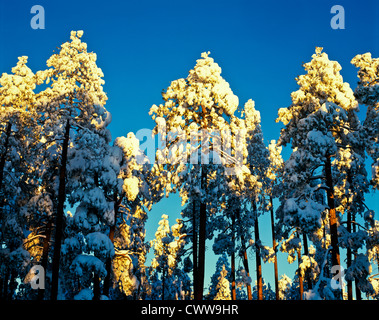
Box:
[1,0,378,295]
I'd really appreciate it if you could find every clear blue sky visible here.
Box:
[1,0,378,295]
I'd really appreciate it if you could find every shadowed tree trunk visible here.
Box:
[192,199,198,299]
[325,155,342,299]
[253,201,262,300]
[302,233,313,290]
[352,213,362,300]
[37,219,52,300]
[51,118,70,301]
[0,122,11,194]
[236,207,252,300]
[297,243,304,300]
[103,192,120,297]
[231,211,236,300]
[270,196,279,300]
[195,166,207,300]
[347,209,353,300]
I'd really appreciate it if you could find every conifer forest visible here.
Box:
[0,1,378,302]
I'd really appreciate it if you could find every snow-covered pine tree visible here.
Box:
[351,53,379,190]
[36,30,108,300]
[108,132,153,299]
[266,140,284,299]
[244,99,272,300]
[0,56,45,299]
[149,214,185,300]
[149,52,240,299]
[59,108,113,299]
[205,253,231,300]
[276,47,359,299]
[214,265,231,300]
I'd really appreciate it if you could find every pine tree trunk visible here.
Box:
[347,209,353,300]
[92,171,101,301]
[51,118,70,301]
[196,166,207,300]
[192,199,198,300]
[297,244,304,300]
[231,250,236,300]
[162,267,166,300]
[37,219,52,300]
[270,197,279,300]
[93,275,101,300]
[103,192,119,297]
[231,211,236,300]
[197,201,206,300]
[325,155,341,298]
[2,269,9,300]
[240,240,252,300]
[352,213,362,300]
[236,207,252,300]
[253,202,262,300]
[0,122,12,194]
[302,233,312,290]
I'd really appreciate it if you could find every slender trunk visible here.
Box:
[2,270,9,300]
[162,267,166,300]
[231,211,236,300]
[51,118,70,301]
[253,202,262,300]
[347,209,353,300]
[196,165,207,300]
[93,275,100,300]
[325,155,341,298]
[92,172,101,301]
[103,192,119,297]
[270,197,279,300]
[0,122,12,194]
[352,213,362,300]
[240,239,252,300]
[192,199,198,300]
[231,250,236,300]
[7,271,16,300]
[0,276,3,300]
[236,207,252,300]
[325,155,340,267]
[346,173,353,300]
[302,233,312,290]
[297,243,304,300]
[37,219,52,300]
[197,200,206,300]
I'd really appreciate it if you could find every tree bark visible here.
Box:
[236,207,252,300]
[93,275,101,300]
[297,244,304,300]
[325,155,342,298]
[192,199,198,299]
[195,166,207,300]
[37,219,52,300]
[51,118,70,301]
[253,201,262,300]
[103,192,120,297]
[231,211,236,300]
[352,213,362,300]
[197,201,206,300]
[0,122,11,194]
[270,196,279,300]
[302,233,312,290]
[347,209,353,300]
